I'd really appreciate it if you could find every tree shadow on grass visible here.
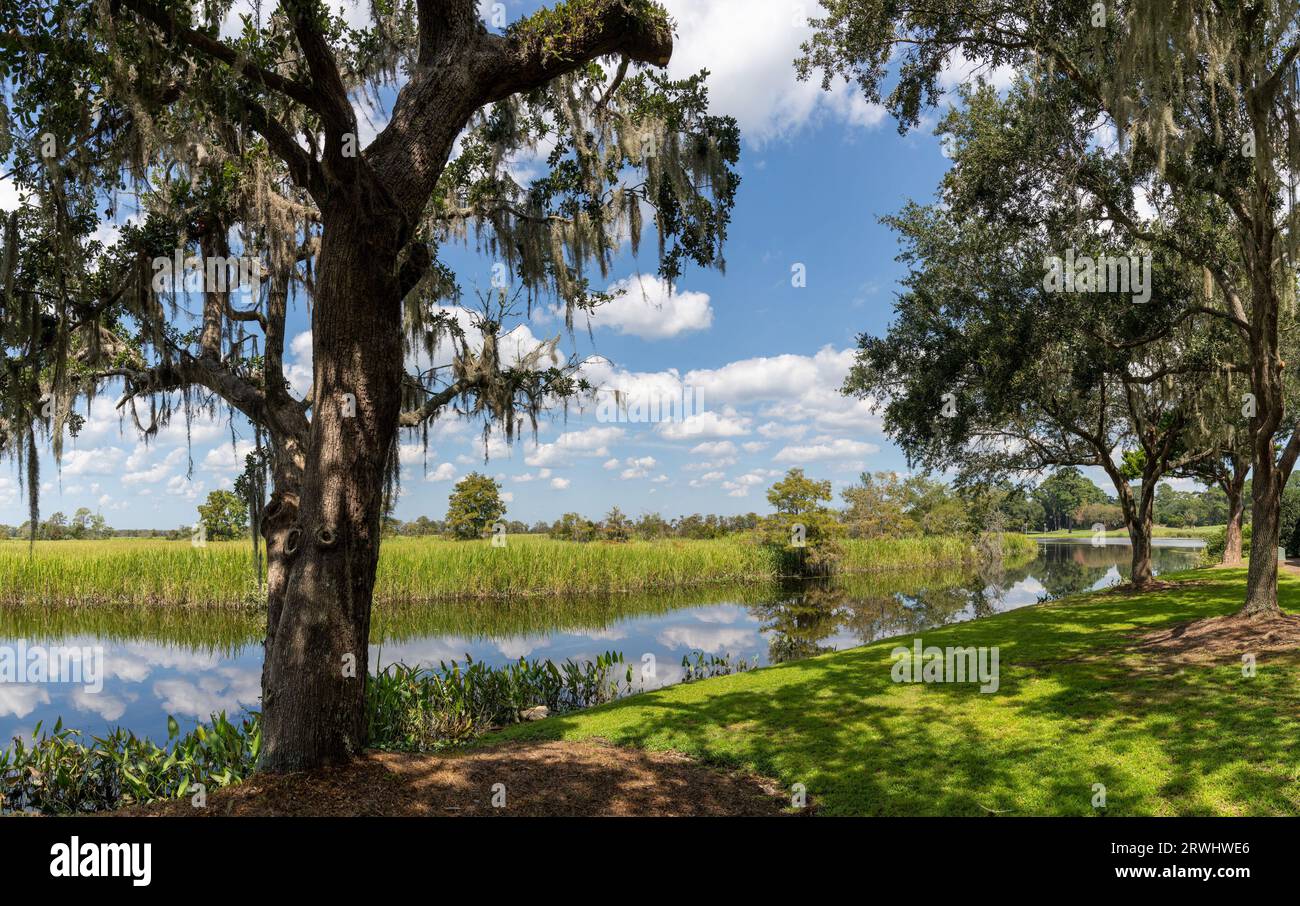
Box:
[494,569,1300,816]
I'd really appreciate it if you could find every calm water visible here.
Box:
[0,538,1202,746]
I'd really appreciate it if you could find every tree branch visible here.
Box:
[475,0,673,105]
[399,379,469,427]
[416,0,480,64]
[279,0,356,134]
[116,0,322,111]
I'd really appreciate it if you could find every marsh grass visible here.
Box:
[0,533,1036,608]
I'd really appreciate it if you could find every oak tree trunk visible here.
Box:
[258,200,406,771]
[1222,474,1246,567]
[1114,471,1157,590]
[1129,516,1154,588]
[1243,458,1282,616]
[1242,247,1284,616]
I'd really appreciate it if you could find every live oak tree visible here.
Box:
[443,471,505,540]
[956,69,1259,567]
[1,0,738,770]
[802,0,1300,614]
[197,488,250,540]
[843,203,1216,587]
[842,84,1234,587]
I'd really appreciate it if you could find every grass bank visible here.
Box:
[1029,525,1223,540]
[492,568,1300,816]
[0,533,1036,607]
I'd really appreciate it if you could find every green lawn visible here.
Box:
[492,568,1300,816]
[1029,525,1223,540]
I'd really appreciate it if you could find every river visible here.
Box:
[0,537,1204,745]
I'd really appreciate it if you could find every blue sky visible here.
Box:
[0,0,1053,530]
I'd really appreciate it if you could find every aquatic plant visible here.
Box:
[681,650,757,682]
[367,652,635,751]
[0,712,260,815]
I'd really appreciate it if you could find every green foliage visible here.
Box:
[840,472,915,538]
[507,1,671,67]
[759,468,844,576]
[959,480,1044,534]
[196,490,249,541]
[1204,523,1252,562]
[632,511,671,539]
[0,712,259,815]
[550,511,597,542]
[1117,449,1146,482]
[444,472,506,540]
[367,652,637,751]
[680,651,756,682]
[1033,468,1109,531]
[600,506,631,541]
[838,76,1244,535]
[841,471,1019,538]
[1075,502,1125,530]
[1156,481,1239,528]
[1281,482,1300,556]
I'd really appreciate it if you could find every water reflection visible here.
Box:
[0,539,1202,745]
[757,539,1200,663]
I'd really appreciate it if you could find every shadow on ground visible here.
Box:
[117,739,795,816]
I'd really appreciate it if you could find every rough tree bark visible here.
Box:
[1129,486,1155,589]
[1220,461,1248,567]
[1242,216,1284,614]
[259,195,407,770]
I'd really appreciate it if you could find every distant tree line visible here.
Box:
[1031,467,1245,532]
[0,508,113,540]
[12,467,1239,544]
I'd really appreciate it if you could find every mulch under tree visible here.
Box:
[114,740,800,817]
[1134,612,1300,665]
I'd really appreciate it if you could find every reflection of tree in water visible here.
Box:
[753,567,1020,664]
[1028,541,1201,600]
[963,544,1040,618]
[751,580,846,664]
[1034,556,1110,600]
[748,542,1203,664]
[1036,542,1118,599]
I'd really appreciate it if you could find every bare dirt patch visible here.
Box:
[1103,578,1208,597]
[1133,611,1300,665]
[114,739,797,817]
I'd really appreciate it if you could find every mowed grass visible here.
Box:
[1030,525,1224,540]
[491,567,1300,816]
[0,533,1036,607]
